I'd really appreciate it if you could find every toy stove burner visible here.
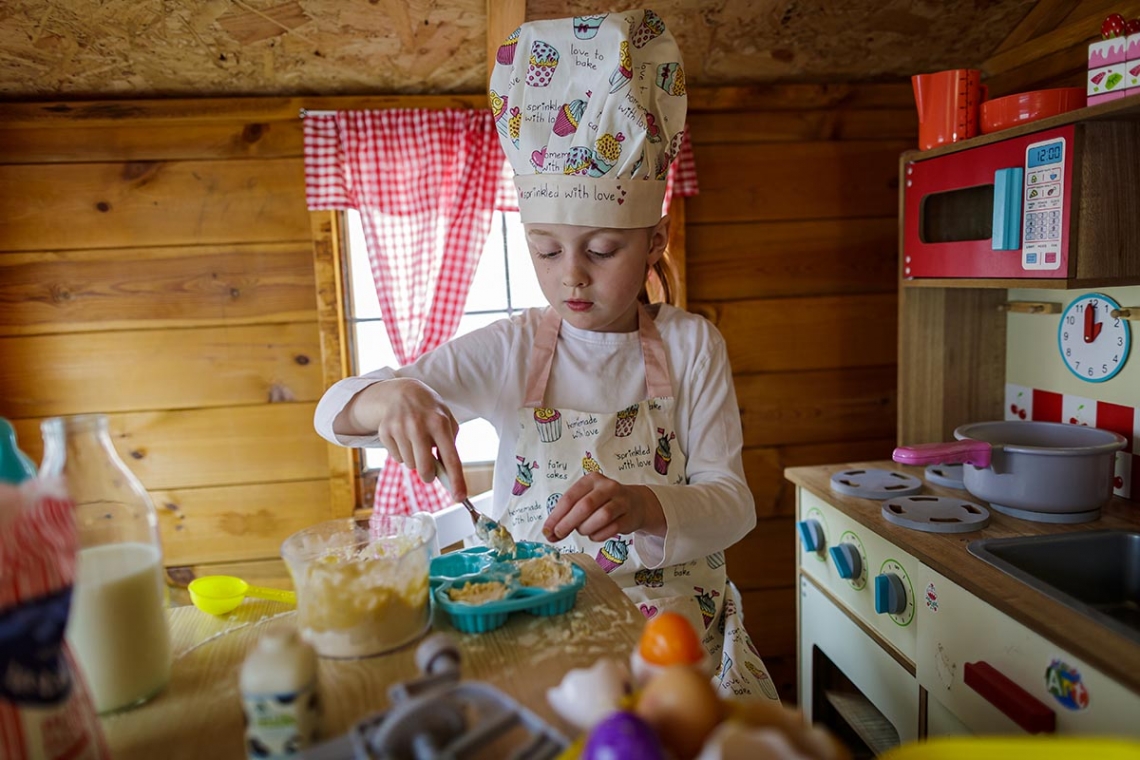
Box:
[882,495,991,533]
[924,463,966,490]
[830,468,923,500]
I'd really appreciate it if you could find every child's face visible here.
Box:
[524,220,668,333]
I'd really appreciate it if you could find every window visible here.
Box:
[343,210,547,471]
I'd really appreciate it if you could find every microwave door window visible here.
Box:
[919,185,995,243]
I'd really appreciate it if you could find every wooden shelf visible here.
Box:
[901,276,1140,290]
[902,93,1140,162]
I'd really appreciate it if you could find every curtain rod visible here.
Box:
[299,108,337,118]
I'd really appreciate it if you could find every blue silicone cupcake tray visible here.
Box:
[430,543,586,634]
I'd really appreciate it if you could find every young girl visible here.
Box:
[314,10,778,701]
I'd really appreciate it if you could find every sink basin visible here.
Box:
[967,530,1140,644]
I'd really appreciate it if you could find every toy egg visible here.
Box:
[582,711,665,760]
[547,657,632,731]
[631,610,712,687]
[635,665,724,760]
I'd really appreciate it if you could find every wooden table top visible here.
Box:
[101,555,642,760]
[785,461,1140,695]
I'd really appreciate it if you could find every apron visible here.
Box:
[500,304,780,701]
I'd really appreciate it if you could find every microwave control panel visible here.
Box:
[1021,137,1066,271]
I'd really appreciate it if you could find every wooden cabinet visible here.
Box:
[897,98,1140,445]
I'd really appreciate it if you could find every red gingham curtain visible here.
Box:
[304,109,505,517]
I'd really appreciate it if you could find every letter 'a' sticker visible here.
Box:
[1045,659,1089,710]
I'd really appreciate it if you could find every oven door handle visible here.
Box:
[963,660,1056,734]
[992,167,1023,251]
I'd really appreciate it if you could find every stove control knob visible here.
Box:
[874,573,907,615]
[829,543,862,580]
[796,519,824,553]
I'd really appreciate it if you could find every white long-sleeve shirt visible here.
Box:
[313,304,756,568]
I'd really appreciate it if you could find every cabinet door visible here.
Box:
[915,565,1140,737]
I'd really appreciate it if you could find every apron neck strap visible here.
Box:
[523,303,673,407]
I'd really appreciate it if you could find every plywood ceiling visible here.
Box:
[0,0,1045,99]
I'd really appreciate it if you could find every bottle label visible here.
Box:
[242,680,319,758]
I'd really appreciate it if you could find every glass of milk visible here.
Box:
[40,414,172,714]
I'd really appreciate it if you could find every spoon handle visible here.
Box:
[245,586,297,605]
[433,458,490,526]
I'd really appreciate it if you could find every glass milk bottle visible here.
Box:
[40,414,172,714]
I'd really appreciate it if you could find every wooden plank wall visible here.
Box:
[685,85,916,702]
[0,95,481,588]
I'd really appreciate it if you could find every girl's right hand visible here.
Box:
[340,378,468,499]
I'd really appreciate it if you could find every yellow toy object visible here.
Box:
[188,575,296,615]
[881,736,1140,760]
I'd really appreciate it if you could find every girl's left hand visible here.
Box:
[543,474,666,543]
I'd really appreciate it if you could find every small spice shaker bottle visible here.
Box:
[240,625,320,758]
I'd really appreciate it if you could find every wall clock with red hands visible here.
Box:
[1058,293,1131,383]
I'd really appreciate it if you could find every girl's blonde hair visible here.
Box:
[642,249,679,306]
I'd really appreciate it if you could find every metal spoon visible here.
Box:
[432,458,516,556]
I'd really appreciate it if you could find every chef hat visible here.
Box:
[489,10,687,229]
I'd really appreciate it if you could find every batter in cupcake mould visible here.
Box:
[315,9,776,702]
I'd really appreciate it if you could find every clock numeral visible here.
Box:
[1074,361,1081,370]
[1063,330,1069,341]
[1066,315,1076,325]
[1088,367,1095,377]
[1114,355,1120,363]
[1102,364,1109,374]
[1119,337,1125,347]
[1065,347,1071,357]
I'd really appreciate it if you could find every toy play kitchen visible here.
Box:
[789,462,1140,755]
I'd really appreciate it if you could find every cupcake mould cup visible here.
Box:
[430,543,586,634]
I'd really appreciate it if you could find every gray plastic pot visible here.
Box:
[893,421,1127,523]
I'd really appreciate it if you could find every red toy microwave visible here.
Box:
[903,124,1086,279]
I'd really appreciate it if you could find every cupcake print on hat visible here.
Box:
[553,94,589,137]
[573,15,607,40]
[609,40,632,92]
[508,106,522,148]
[632,9,666,48]
[596,537,631,573]
[490,90,509,138]
[656,62,686,96]
[497,27,520,65]
[527,40,559,87]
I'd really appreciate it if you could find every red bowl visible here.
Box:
[980,88,1086,134]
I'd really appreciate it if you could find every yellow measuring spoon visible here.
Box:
[188,575,296,615]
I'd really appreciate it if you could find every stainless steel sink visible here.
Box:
[967,530,1140,644]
